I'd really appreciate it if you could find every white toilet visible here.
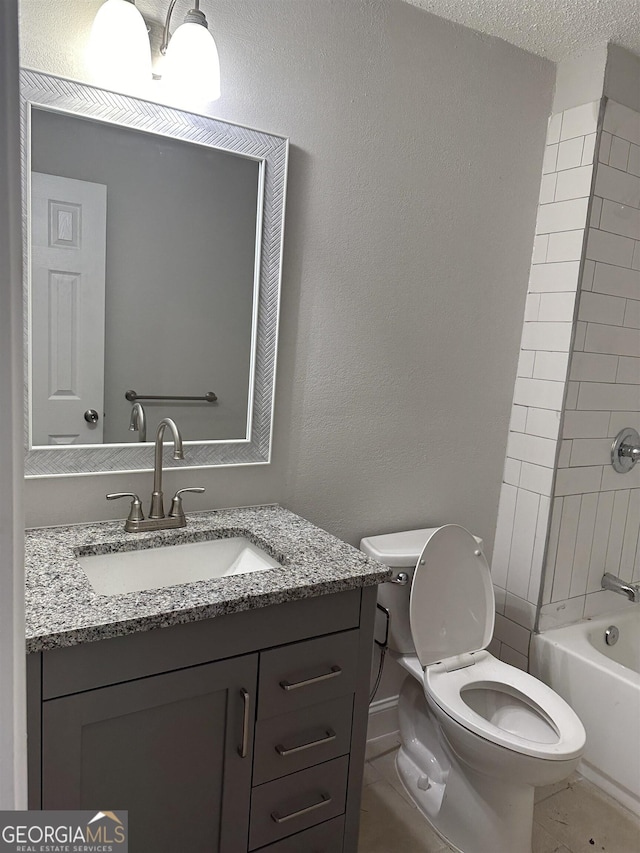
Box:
[361,524,585,853]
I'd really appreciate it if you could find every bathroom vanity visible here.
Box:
[25,505,388,853]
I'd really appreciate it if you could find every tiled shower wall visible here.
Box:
[491,98,640,663]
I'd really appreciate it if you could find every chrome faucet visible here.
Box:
[129,402,147,442]
[601,572,640,603]
[107,417,204,532]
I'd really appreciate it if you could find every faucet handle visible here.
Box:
[168,487,205,522]
[106,492,145,524]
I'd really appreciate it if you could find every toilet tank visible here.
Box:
[360,527,484,656]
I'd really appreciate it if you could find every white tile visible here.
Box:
[521,322,573,352]
[506,489,541,599]
[542,498,563,604]
[524,293,540,322]
[546,112,562,145]
[586,227,636,266]
[517,348,535,378]
[634,240,640,270]
[599,199,640,241]
[573,321,587,351]
[609,411,640,435]
[499,644,528,671]
[601,459,640,490]
[577,380,640,410]
[528,261,581,293]
[503,456,521,487]
[538,291,577,322]
[569,492,598,597]
[539,172,557,205]
[487,637,502,658]
[569,351,618,382]
[507,431,557,468]
[628,143,640,178]
[519,461,555,495]
[569,437,613,467]
[526,407,562,439]
[555,165,593,201]
[590,195,603,229]
[609,135,631,171]
[562,410,611,438]
[586,490,615,592]
[584,322,640,357]
[583,588,636,618]
[594,164,640,208]
[581,259,596,291]
[582,132,597,166]
[538,596,585,630]
[532,233,549,264]
[493,613,531,656]
[578,290,627,325]
[624,299,640,329]
[529,494,551,603]
[592,262,640,298]
[504,592,537,631]
[617,355,640,384]
[534,350,570,381]
[510,404,528,432]
[547,229,585,262]
[620,489,640,580]
[556,137,584,171]
[552,494,581,601]
[561,101,599,141]
[555,465,602,495]
[491,483,517,588]
[604,489,630,574]
[536,198,589,234]
[603,100,640,146]
[514,377,566,410]
[493,584,507,614]
[542,143,559,174]
[564,381,579,409]
[557,439,572,467]
[599,130,612,164]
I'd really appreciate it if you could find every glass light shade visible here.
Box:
[87,0,151,89]
[163,22,221,101]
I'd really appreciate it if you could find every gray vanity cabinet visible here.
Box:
[27,586,377,853]
[41,655,257,853]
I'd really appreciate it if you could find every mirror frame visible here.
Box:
[20,69,288,477]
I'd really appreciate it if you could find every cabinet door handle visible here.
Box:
[271,792,332,824]
[279,665,342,691]
[275,728,337,757]
[238,688,250,758]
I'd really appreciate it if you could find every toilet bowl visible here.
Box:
[361,524,585,853]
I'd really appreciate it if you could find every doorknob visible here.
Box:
[84,409,100,424]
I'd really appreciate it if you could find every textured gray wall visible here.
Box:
[20,1,554,568]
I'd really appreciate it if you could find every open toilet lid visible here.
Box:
[410,524,495,668]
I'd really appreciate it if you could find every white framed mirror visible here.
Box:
[20,70,288,477]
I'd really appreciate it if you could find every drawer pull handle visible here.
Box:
[271,792,332,824]
[279,665,342,691]
[238,688,250,758]
[275,728,337,757]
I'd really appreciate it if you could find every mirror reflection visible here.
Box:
[30,107,261,446]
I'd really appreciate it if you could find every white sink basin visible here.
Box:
[78,536,281,596]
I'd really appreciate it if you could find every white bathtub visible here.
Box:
[530,608,640,817]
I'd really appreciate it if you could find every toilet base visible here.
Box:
[397,676,536,853]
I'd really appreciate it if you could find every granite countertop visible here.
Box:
[25,504,390,653]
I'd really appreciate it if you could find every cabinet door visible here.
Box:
[42,654,257,853]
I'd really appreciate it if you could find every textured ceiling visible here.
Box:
[405,0,640,61]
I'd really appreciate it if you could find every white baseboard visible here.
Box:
[367,694,399,741]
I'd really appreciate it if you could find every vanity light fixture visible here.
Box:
[87,0,152,89]
[160,0,221,101]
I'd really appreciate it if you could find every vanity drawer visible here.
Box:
[253,694,353,785]
[249,756,348,850]
[254,815,344,852]
[258,630,359,720]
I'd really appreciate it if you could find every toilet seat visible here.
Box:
[424,650,584,760]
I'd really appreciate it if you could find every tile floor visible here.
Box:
[358,733,640,853]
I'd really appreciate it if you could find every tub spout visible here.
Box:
[601,573,640,603]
